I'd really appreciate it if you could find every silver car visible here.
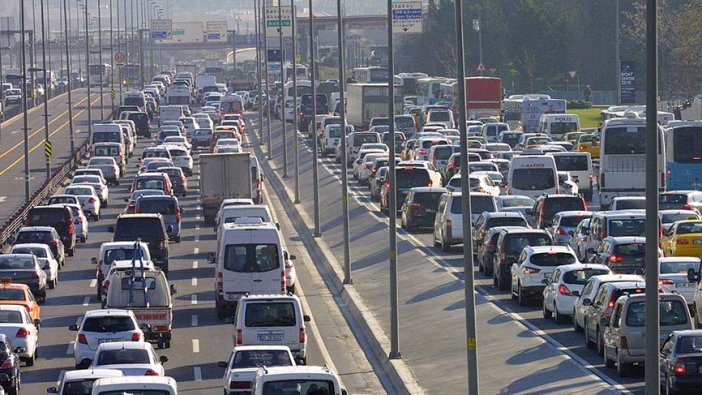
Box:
[71,175,109,206]
[88,157,120,186]
[63,185,101,221]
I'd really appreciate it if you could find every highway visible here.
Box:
[0,88,113,221]
[18,135,387,394]
[250,116,643,394]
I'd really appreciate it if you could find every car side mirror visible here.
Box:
[68,324,79,331]
[91,257,97,265]
[342,390,349,395]
[159,355,169,364]
[688,268,699,283]
[582,298,592,306]
[170,284,177,295]
[217,361,228,368]
[276,223,280,230]
[47,387,59,393]
[303,315,311,322]
[124,198,129,202]
[572,290,580,297]
[107,226,115,233]
[541,278,549,285]
[525,208,533,215]
[567,230,574,237]
[208,252,216,264]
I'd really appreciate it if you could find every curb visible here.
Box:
[249,132,424,395]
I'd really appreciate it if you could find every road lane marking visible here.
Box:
[191,294,197,305]
[195,214,201,220]
[193,247,199,254]
[89,279,97,288]
[193,366,202,381]
[66,342,74,355]
[192,260,198,269]
[194,235,199,242]
[191,314,198,327]
[82,296,90,306]
[192,339,200,353]
[191,277,197,287]
[195,225,200,231]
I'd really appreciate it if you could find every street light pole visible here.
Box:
[291,0,299,204]
[63,0,75,154]
[44,0,51,97]
[455,0,479,392]
[254,0,263,145]
[263,0,271,160]
[309,0,320,237]
[337,0,351,284]
[98,0,105,119]
[109,0,115,117]
[84,0,92,135]
[21,0,31,202]
[40,0,50,179]
[117,0,122,104]
[277,0,287,178]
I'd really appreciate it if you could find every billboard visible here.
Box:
[620,61,636,104]
[205,20,228,42]
[157,22,204,44]
[151,19,172,39]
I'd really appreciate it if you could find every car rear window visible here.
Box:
[11,247,47,258]
[676,222,702,234]
[559,215,589,228]
[353,134,379,146]
[396,169,431,189]
[488,217,527,228]
[529,252,576,266]
[608,219,646,237]
[0,256,34,269]
[676,336,702,353]
[94,147,120,156]
[92,131,121,143]
[142,150,169,159]
[135,178,165,191]
[138,200,177,215]
[553,155,589,171]
[562,268,611,285]
[511,169,556,190]
[16,231,52,243]
[661,260,699,274]
[411,192,443,207]
[0,311,23,324]
[662,213,699,224]
[231,350,293,368]
[223,244,280,272]
[626,300,688,327]
[543,198,585,219]
[114,218,165,239]
[96,349,149,365]
[614,243,646,256]
[614,199,647,210]
[450,196,496,215]
[82,316,136,332]
[0,289,24,301]
[244,302,296,327]
[28,208,67,225]
[505,234,552,255]
[62,379,99,394]
[104,248,144,266]
[660,194,687,205]
[48,197,76,205]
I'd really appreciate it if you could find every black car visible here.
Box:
[380,167,436,214]
[13,226,65,267]
[493,229,554,290]
[659,330,702,393]
[109,214,170,273]
[159,167,188,197]
[298,94,329,133]
[26,205,76,256]
[588,236,647,274]
[478,226,528,276]
[191,128,213,149]
[126,111,152,138]
[528,194,588,229]
[472,212,530,254]
[400,187,447,231]
[0,334,22,394]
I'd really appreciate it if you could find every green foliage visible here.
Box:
[566,100,591,109]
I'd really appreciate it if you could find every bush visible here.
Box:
[567,100,591,109]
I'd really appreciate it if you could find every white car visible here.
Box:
[162,136,192,152]
[178,117,197,136]
[358,152,387,185]
[218,346,295,393]
[352,149,385,181]
[88,157,121,184]
[71,175,109,206]
[64,203,89,243]
[10,243,60,288]
[658,257,701,308]
[0,305,38,365]
[558,171,579,195]
[163,146,193,176]
[100,260,157,306]
[445,173,500,196]
[193,115,214,130]
[90,341,167,376]
[46,368,124,394]
[70,309,146,368]
[571,274,644,333]
[542,263,611,323]
[510,245,578,306]
[63,184,101,221]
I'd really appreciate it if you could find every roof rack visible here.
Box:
[127,241,149,308]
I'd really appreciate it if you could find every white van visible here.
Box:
[253,366,347,395]
[538,113,580,140]
[481,122,510,142]
[91,376,177,395]
[216,205,275,246]
[507,155,559,198]
[549,152,594,200]
[159,105,185,125]
[90,123,125,147]
[209,218,286,319]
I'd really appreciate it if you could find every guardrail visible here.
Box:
[0,138,89,246]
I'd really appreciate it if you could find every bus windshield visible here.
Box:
[604,127,646,154]
[672,127,702,163]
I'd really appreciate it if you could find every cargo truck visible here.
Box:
[346,82,403,130]
[200,152,253,225]
[465,77,503,120]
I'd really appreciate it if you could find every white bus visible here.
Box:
[283,63,308,82]
[89,63,112,87]
[598,118,666,208]
[416,77,449,106]
[502,94,566,132]
[352,66,388,83]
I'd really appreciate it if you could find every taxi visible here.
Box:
[0,280,41,326]
[563,131,586,145]
[576,134,600,159]
[662,220,702,257]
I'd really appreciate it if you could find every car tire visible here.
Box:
[604,347,615,368]
[80,236,87,243]
[596,327,604,356]
[616,351,630,377]
[694,304,701,329]
[493,268,498,287]
[498,272,508,291]
[175,236,181,243]
[517,283,527,306]
[49,278,55,289]
[68,247,75,257]
[542,302,552,319]
[554,304,567,324]
[584,322,595,349]
[7,376,18,395]
[484,260,493,277]
[25,351,35,367]
[441,237,450,252]
[573,310,583,332]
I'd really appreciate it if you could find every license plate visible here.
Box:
[257,334,283,342]
[425,208,435,213]
[694,239,702,245]
[99,338,120,344]
[677,283,694,288]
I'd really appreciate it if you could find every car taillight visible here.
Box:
[49,240,59,246]
[217,272,223,293]
[600,173,605,188]
[407,203,421,210]
[658,279,675,285]
[620,336,628,350]
[103,280,110,292]
[78,334,88,344]
[682,203,692,210]
[417,149,427,155]
[558,284,572,296]
[427,181,433,187]
[131,332,142,341]
[0,359,13,369]
[581,198,588,211]
[24,306,31,314]
[522,267,541,274]
[299,327,306,344]
[77,216,83,224]
[281,270,286,292]
[555,228,566,235]
[145,369,159,376]
[68,219,75,235]
[176,210,181,222]
[474,187,484,193]
[236,328,242,345]
[674,358,687,375]
[608,254,624,263]
[15,328,28,338]
[677,239,690,245]
[88,197,96,203]
[385,181,390,189]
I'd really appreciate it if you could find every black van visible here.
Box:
[298,94,329,133]
[126,111,152,138]
[109,214,170,273]
[26,205,77,256]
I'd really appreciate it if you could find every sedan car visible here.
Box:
[660,210,702,233]
[0,254,47,302]
[70,309,146,368]
[90,341,168,376]
[87,157,121,185]
[63,184,101,221]
[542,263,611,323]
[0,305,38,366]
[71,175,109,207]
[659,257,700,309]
[217,346,295,394]
[662,220,702,258]
[0,282,41,326]
[162,135,192,151]
[191,128,213,149]
[10,244,59,289]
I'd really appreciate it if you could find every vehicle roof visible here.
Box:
[0,304,29,312]
[61,368,125,381]
[11,243,50,250]
[232,345,294,352]
[524,245,573,254]
[603,281,647,289]
[93,375,176,387]
[259,366,338,378]
[603,236,647,243]
[0,283,30,291]
[555,262,610,271]
[136,172,168,178]
[660,256,701,263]
[447,191,494,198]
[117,213,162,219]
[501,228,549,235]
[97,341,152,351]
[483,212,525,218]
[590,274,644,283]
[83,308,133,318]
[242,294,301,302]
[408,187,447,193]
[18,226,54,232]
[136,195,178,202]
[556,211,592,217]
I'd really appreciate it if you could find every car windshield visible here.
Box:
[608,219,646,237]
[12,247,47,258]
[562,269,611,285]
[223,244,280,272]
[231,350,293,369]
[0,289,24,301]
[677,336,702,353]
[626,300,688,327]
[0,257,34,269]
[82,316,136,332]
[262,380,335,395]
[244,302,296,327]
[96,349,150,365]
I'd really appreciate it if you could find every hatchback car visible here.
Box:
[510,246,578,305]
[542,263,611,323]
[588,236,653,274]
[10,243,59,289]
[70,309,146,368]
[662,220,702,258]
[492,228,554,290]
[548,211,593,246]
[134,196,183,242]
[13,226,65,268]
[159,166,188,197]
[658,329,702,392]
[90,341,168,376]
[472,212,529,255]
[660,191,702,215]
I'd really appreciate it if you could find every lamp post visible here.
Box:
[336,0,351,284]
[277,0,287,178]
[309,0,320,237]
[109,0,115,117]
[98,0,104,119]
[64,0,75,154]
[83,0,92,136]
[40,0,50,179]
[20,0,31,201]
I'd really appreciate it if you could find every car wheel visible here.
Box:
[573,310,583,332]
[542,301,552,319]
[554,304,567,324]
[584,322,595,349]
[68,247,75,257]
[175,236,181,243]
[616,351,630,377]
[498,271,508,291]
[216,307,227,320]
[25,351,35,367]
[493,267,498,286]
[49,278,55,289]
[7,377,18,395]
[441,237,450,252]
[103,201,108,208]
[604,347,615,368]
[484,260,493,277]
[80,236,87,243]
[517,283,527,306]
[596,327,604,356]
[286,284,295,294]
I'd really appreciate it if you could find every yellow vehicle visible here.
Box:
[0,281,41,325]
[576,134,600,159]
[563,131,585,145]
[662,220,702,257]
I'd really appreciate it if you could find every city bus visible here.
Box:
[284,63,308,82]
[394,72,428,96]
[665,121,702,190]
[352,66,388,83]
[89,63,112,87]
[599,117,666,208]
[416,77,449,106]
[501,94,566,132]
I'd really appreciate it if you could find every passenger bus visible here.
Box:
[599,117,666,208]
[282,80,313,122]
[416,77,449,106]
[394,72,428,96]
[283,63,309,82]
[121,63,141,86]
[665,121,702,190]
[352,67,388,83]
[89,63,112,87]
[501,94,566,132]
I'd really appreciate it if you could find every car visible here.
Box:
[575,134,600,159]
[0,333,23,394]
[662,220,702,258]
[589,236,655,274]
[109,214,170,273]
[217,345,296,394]
[71,175,109,207]
[369,166,389,201]
[131,173,173,196]
[445,173,499,197]
[400,187,447,231]
[542,263,611,323]
[610,196,647,211]
[380,165,442,214]
[510,245,578,306]
[355,151,387,184]
[568,218,592,262]
[547,211,592,246]
[603,293,691,377]
[658,329,702,392]
[660,191,702,216]
[527,194,588,229]
[90,341,168,376]
[91,241,151,299]
[0,281,41,326]
[70,309,147,368]
[139,158,174,175]
[0,254,47,302]
[660,209,701,233]
[472,212,530,255]
[163,146,193,176]
[87,157,121,185]
[433,192,498,252]
[0,305,39,366]
[492,228,554,291]
[134,196,183,243]
[123,189,166,214]
[26,205,77,256]
[46,368,124,395]
[10,244,59,289]
[13,226,66,268]
[90,376,177,394]
[191,128,213,149]
[140,146,172,163]
[158,167,188,197]
[52,203,89,243]
[571,273,644,333]
[162,135,192,151]
[658,257,700,309]
[100,260,158,306]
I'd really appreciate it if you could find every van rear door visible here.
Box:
[242,300,299,350]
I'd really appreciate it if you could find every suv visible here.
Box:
[400,187,447,231]
[492,229,553,291]
[135,196,183,242]
[234,294,311,365]
[341,132,381,166]
[380,166,442,214]
[572,274,644,333]
[13,226,66,267]
[527,194,587,229]
[660,191,702,215]
[433,192,498,252]
[108,214,170,273]
[26,205,77,257]
[510,245,578,305]
[472,212,529,254]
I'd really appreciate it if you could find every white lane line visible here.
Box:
[82,296,90,306]
[195,225,200,231]
[193,366,202,381]
[191,277,197,287]
[192,260,199,269]
[193,247,199,254]
[0,196,6,203]
[194,235,199,242]
[195,214,201,220]
[89,279,97,288]
[191,294,197,305]
[191,314,198,327]
[66,342,74,355]
[192,339,200,353]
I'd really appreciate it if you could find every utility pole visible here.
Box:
[85,0,92,135]
[263,0,271,159]
[644,0,660,392]
[615,0,621,105]
[277,0,287,178]
[109,0,115,117]
[40,0,50,179]
[337,0,351,284]
[291,1,299,204]
[64,0,75,154]
[386,0,399,359]
[98,0,104,119]
[309,0,320,237]
[44,0,51,97]
[456,0,479,392]
[254,0,263,146]
[21,0,31,202]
